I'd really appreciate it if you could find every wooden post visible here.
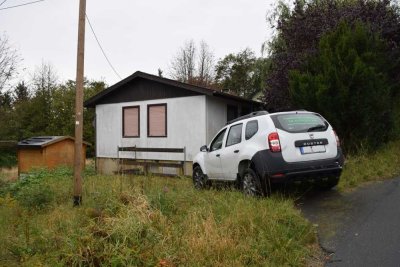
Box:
[73,0,86,206]
[183,146,186,176]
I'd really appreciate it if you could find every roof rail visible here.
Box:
[269,109,307,113]
[226,110,269,125]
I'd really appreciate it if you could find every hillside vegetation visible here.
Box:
[0,167,316,266]
[339,140,400,190]
[0,140,399,265]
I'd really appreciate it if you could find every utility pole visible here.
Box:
[73,0,86,206]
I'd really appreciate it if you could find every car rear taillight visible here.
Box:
[333,130,340,147]
[268,132,281,152]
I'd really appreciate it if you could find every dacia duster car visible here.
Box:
[193,111,344,196]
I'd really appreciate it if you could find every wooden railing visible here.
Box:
[117,146,186,176]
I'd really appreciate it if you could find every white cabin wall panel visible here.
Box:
[206,96,227,144]
[96,104,122,158]
[96,95,206,161]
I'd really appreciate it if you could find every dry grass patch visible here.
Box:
[0,168,316,266]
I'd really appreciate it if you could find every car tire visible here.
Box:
[242,168,263,196]
[318,176,340,190]
[193,166,210,190]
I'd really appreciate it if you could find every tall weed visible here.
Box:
[0,170,316,266]
[339,140,400,190]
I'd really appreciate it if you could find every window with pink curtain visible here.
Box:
[123,106,140,137]
[148,104,167,137]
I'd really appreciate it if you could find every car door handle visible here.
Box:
[216,154,220,157]
[234,150,239,153]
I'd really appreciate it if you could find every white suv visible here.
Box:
[192,111,344,196]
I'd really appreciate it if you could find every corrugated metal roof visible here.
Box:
[18,136,90,148]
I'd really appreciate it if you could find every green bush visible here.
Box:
[3,168,73,210]
[0,151,17,168]
[289,20,398,152]
[16,183,54,210]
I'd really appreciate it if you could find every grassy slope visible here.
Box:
[0,167,316,267]
[338,140,400,190]
[0,141,398,266]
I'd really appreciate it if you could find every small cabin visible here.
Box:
[17,136,88,175]
[84,71,262,176]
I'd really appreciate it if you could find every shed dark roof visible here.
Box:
[84,71,261,108]
[18,136,90,148]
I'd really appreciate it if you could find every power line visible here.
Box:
[0,0,45,10]
[0,1,8,7]
[85,14,122,80]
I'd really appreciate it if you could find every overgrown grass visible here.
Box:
[0,166,316,266]
[339,140,400,190]
[0,140,398,265]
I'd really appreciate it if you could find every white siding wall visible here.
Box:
[206,96,227,144]
[96,95,207,161]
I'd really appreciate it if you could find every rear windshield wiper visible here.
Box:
[307,124,327,132]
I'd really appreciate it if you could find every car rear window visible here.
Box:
[271,113,328,133]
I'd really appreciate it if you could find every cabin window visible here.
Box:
[123,106,140,137]
[148,103,167,137]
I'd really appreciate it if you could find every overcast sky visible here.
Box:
[1,0,275,88]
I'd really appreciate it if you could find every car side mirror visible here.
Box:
[200,145,208,152]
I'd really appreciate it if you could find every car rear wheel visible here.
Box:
[317,176,340,190]
[242,168,262,196]
[193,166,210,190]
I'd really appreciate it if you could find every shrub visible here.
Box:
[289,20,396,152]
[264,0,400,112]
[0,151,17,168]
[16,183,54,210]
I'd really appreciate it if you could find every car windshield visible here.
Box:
[271,113,328,133]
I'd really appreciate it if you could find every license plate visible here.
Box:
[300,145,326,154]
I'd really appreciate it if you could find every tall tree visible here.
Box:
[0,90,12,108]
[13,81,29,103]
[197,41,215,87]
[170,40,196,83]
[0,90,14,140]
[264,0,400,111]
[289,21,396,151]
[169,40,215,87]
[0,34,19,93]
[12,82,33,140]
[47,79,106,156]
[28,63,58,136]
[215,48,270,99]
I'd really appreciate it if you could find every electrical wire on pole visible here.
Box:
[0,0,45,10]
[86,14,122,80]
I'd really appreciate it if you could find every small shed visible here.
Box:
[84,71,261,175]
[17,136,88,175]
